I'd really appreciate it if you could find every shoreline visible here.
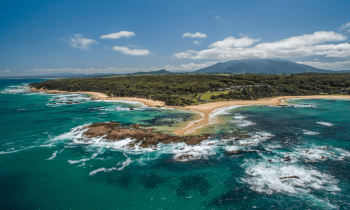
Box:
[30,88,350,135]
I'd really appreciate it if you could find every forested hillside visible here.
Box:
[31,74,350,106]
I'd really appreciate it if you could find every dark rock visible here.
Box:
[81,121,210,148]
[284,156,291,162]
[226,150,241,155]
[279,176,299,179]
[177,154,195,160]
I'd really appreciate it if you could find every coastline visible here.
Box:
[30,88,350,135]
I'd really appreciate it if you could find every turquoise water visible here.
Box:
[1,79,350,209]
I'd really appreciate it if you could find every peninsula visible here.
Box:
[30,73,350,135]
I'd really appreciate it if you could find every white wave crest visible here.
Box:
[242,161,340,194]
[209,105,245,124]
[303,130,319,135]
[232,113,256,127]
[0,146,36,155]
[68,153,98,164]
[96,99,147,108]
[172,140,218,161]
[0,84,30,94]
[316,122,334,126]
[89,158,133,175]
[46,151,58,160]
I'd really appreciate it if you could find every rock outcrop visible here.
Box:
[82,121,210,148]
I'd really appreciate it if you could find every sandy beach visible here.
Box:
[31,88,350,135]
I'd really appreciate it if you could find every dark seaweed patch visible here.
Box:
[176,175,210,197]
[139,172,166,188]
[0,173,35,210]
[117,174,132,188]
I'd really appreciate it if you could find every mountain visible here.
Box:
[132,69,176,75]
[194,58,349,74]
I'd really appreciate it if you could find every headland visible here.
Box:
[31,87,350,136]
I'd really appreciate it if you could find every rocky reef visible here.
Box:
[81,121,210,148]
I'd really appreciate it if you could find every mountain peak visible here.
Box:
[194,58,335,75]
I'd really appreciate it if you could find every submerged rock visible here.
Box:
[226,150,241,155]
[279,176,299,179]
[284,156,291,162]
[82,121,210,148]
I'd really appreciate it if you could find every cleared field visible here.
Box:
[200,90,232,100]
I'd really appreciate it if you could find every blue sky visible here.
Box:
[1,0,350,76]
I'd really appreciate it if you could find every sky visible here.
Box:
[1,0,350,76]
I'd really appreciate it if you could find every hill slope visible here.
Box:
[132,69,175,75]
[194,58,340,74]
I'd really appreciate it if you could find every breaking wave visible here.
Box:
[46,151,58,160]
[316,122,334,126]
[0,84,31,94]
[209,105,245,124]
[89,158,133,176]
[241,160,340,194]
[232,113,256,127]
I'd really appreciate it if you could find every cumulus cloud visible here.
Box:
[182,32,207,38]
[209,36,260,48]
[100,31,135,39]
[70,34,98,50]
[297,61,350,70]
[164,62,216,71]
[194,41,201,44]
[174,31,349,60]
[339,22,350,32]
[112,46,150,56]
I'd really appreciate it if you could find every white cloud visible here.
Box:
[296,61,350,70]
[174,31,349,60]
[215,16,220,20]
[209,36,260,48]
[339,22,350,31]
[164,62,216,71]
[70,34,98,50]
[182,32,207,38]
[100,31,135,39]
[194,41,201,45]
[0,70,11,73]
[112,46,150,56]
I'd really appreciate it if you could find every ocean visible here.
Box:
[1,79,350,209]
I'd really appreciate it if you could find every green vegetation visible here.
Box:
[31,74,350,106]
[200,90,231,100]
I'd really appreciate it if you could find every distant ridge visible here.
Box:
[132,69,175,75]
[194,58,350,75]
[0,72,117,79]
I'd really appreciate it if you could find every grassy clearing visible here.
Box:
[200,90,232,100]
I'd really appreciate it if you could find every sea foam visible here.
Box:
[89,158,133,175]
[46,151,58,160]
[316,122,334,126]
[242,160,340,194]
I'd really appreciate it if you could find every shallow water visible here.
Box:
[1,79,350,209]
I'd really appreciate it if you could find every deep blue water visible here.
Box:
[1,79,350,209]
